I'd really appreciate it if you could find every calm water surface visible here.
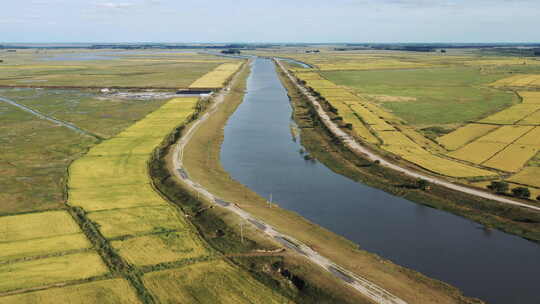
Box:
[221,58,540,304]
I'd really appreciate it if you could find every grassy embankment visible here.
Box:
[151,65,361,303]
[0,88,168,215]
[153,62,485,303]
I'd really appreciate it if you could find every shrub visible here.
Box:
[488,181,509,194]
[512,187,531,199]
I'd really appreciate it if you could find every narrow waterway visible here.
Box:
[220,58,540,304]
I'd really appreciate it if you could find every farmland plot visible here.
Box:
[491,74,540,88]
[437,124,499,150]
[143,260,291,304]
[189,62,243,89]
[0,252,108,293]
[112,232,209,266]
[0,210,81,243]
[483,144,539,172]
[507,167,540,188]
[479,104,540,124]
[0,279,139,304]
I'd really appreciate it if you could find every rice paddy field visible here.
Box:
[0,49,237,88]
[0,53,286,303]
[142,260,291,304]
[0,279,141,304]
[281,49,540,200]
[0,88,170,215]
[189,62,244,89]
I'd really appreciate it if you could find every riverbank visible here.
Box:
[172,58,482,304]
[277,60,540,244]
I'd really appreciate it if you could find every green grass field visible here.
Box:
[0,89,169,214]
[0,88,169,138]
[323,67,517,126]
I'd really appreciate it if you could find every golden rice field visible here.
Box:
[189,62,243,89]
[382,145,497,178]
[519,91,540,103]
[0,210,110,295]
[142,259,291,304]
[448,141,508,164]
[515,127,540,146]
[476,125,533,143]
[294,70,499,178]
[479,104,540,124]
[61,95,284,302]
[0,234,91,262]
[398,126,446,154]
[0,279,140,304]
[483,144,539,173]
[69,184,166,212]
[0,210,81,242]
[88,206,189,239]
[491,74,540,88]
[64,97,210,288]
[437,124,499,150]
[507,167,540,188]
[0,252,108,293]
[112,232,209,266]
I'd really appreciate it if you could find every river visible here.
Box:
[220,58,540,304]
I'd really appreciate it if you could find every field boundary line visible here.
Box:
[480,127,537,166]
[0,95,102,140]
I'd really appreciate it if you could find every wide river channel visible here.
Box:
[220,58,540,304]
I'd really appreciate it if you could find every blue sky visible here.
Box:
[1,0,538,43]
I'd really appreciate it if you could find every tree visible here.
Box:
[512,187,531,199]
[536,195,540,201]
[417,179,430,191]
[488,181,509,194]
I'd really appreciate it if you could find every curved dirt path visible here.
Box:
[171,61,408,304]
[0,96,100,139]
[275,59,540,213]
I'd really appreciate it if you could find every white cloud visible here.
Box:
[96,1,136,9]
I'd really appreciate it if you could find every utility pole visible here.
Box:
[268,192,272,207]
[240,221,243,244]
